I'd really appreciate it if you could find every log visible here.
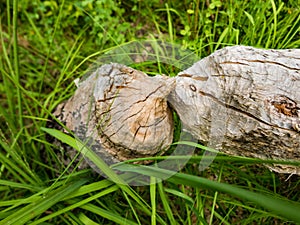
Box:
[51,46,300,175]
[52,63,174,172]
[168,46,300,175]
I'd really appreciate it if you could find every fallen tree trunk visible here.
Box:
[168,46,300,175]
[51,45,300,175]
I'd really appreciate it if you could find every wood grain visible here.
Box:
[53,63,174,171]
[168,46,300,175]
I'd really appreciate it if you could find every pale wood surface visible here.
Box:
[53,63,174,171]
[53,46,300,175]
[168,46,300,175]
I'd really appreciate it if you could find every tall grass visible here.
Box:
[0,0,299,224]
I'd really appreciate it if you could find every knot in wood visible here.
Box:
[271,95,299,117]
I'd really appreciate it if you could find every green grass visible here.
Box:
[1,0,300,224]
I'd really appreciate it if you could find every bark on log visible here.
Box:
[51,46,300,175]
[168,46,300,175]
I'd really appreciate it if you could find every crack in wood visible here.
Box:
[197,90,277,129]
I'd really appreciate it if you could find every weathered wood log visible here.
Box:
[51,46,300,175]
[52,63,174,171]
[168,46,300,175]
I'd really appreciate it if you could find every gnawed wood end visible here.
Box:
[53,63,175,169]
[94,64,175,161]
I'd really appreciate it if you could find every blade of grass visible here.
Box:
[209,164,223,225]
[39,0,65,96]
[168,172,300,223]
[157,181,177,225]
[166,185,207,225]
[0,179,42,192]
[116,164,300,223]
[270,0,284,48]
[0,179,62,212]
[42,127,155,220]
[164,188,194,204]
[78,213,100,225]
[280,13,300,48]
[0,19,17,133]
[165,3,174,42]
[30,185,119,225]
[214,27,229,51]
[0,178,88,225]
[12,0,22,129]
[42,127,130,186]
[150,176,157,225]
[23,10,47,48]
[0,138,42,185]
[122,191,142,225]
[64,179,114,199]
[80,203,138,225]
